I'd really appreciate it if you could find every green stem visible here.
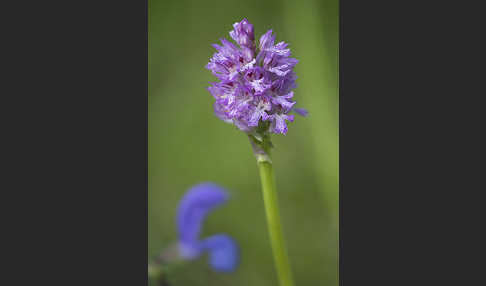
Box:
[251,135,295,286]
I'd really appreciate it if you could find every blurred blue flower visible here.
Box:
[176,183,239,272]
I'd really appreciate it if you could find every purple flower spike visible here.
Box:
[176,183,240,272]
[206,19,306,135]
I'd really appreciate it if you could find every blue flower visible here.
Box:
[176,183,240,272]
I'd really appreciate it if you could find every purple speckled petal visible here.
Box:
[293,107,309,117]
[272,92,296,111]
[229,18,255,50]
[248,99,271,126]
[259,29,275,51]
[271,113,294,135]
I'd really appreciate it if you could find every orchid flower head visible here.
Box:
[206,18,307,135]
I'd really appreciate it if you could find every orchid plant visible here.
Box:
[150,18,305,286]
[205,18,307,286]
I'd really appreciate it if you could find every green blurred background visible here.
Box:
[149,0,338,285]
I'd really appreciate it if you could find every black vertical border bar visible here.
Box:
[5,0,147,284]
[339,0,428,284]
[6,0,148,286]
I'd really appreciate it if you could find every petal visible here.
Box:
[272,114,294,134]
[293,107,308,117]
[233,117,253,132]
[177,183,229,246]
[267,41,290,57]
[247,99,270,126]
[272,96,296,111]
[213,102,232,123]
[272,92,296,111]
[247,108,264,126]
[274,118,287,134]
[259,29,275,50]
[283,91,294,99]
[200,234,240,273]
[229,18,255,49]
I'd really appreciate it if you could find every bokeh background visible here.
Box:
[148,0,338,285]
